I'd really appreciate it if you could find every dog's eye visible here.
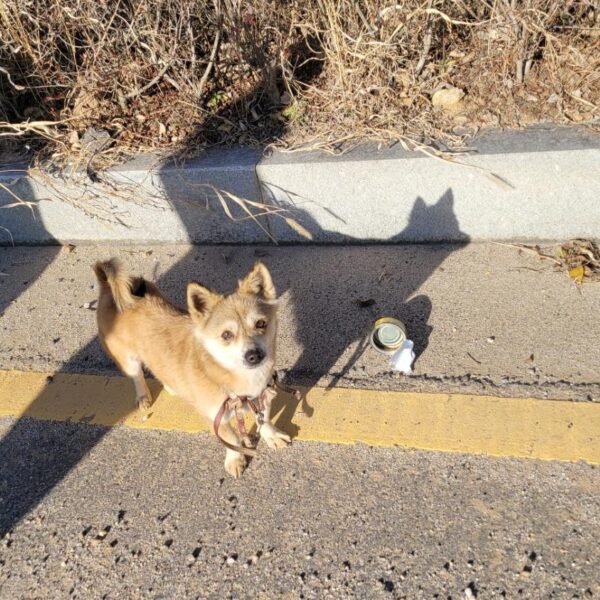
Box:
[256,319,267,330]
[221,330,234,341]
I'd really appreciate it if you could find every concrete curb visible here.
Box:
[1,125,599,244]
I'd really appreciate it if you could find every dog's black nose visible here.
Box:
[245,347,265,366]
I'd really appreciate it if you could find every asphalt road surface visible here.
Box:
[0,419,598,600]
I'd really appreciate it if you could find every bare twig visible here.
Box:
[0,66,24,90]
[353,0,377,34]
[415,0,434,77]
[196,2,222,100]
[491,242,562,265]
[0,225,15,246]
[567,92,599,111]
[124,59,175,101]
[0,182,37,218]
[466,352,482,365]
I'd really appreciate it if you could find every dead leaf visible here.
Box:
[569,265,585,284]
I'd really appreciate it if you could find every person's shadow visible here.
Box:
[0,36,468,538]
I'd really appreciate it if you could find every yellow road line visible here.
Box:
[0,369,598,464]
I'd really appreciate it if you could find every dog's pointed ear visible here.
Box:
[238,262,276,300]
[187,282,221,321]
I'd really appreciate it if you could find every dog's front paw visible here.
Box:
[136,394,153,411]
[225,453,247,478]
[260,423,291,449]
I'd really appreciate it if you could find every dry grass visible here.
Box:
[0,0,598,164]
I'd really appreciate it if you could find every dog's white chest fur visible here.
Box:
[235,361,273,398]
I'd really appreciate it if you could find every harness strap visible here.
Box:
[272,371,302,401]
[213,398,258,458]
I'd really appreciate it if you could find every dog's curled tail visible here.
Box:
[93,258,136,312]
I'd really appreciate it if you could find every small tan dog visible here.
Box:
[93,258,290,477]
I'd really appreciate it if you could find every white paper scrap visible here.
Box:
[389,339,415,374]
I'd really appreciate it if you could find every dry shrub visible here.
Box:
[291,0,599,149]
[0,0,598,163]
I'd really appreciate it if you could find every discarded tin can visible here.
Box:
[370,317,407,354]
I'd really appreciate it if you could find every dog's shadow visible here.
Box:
[245,191,467,440]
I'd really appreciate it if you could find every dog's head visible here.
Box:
[187,262,278,373]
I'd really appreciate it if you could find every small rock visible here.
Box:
[226,554,238,565]
[185,553,197,566]
[81,127,112,154]
[432,87,465,111]
[568,110,585,122]
[487,336,495,344]
[452,125,472,136]
[521,564,533,577]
